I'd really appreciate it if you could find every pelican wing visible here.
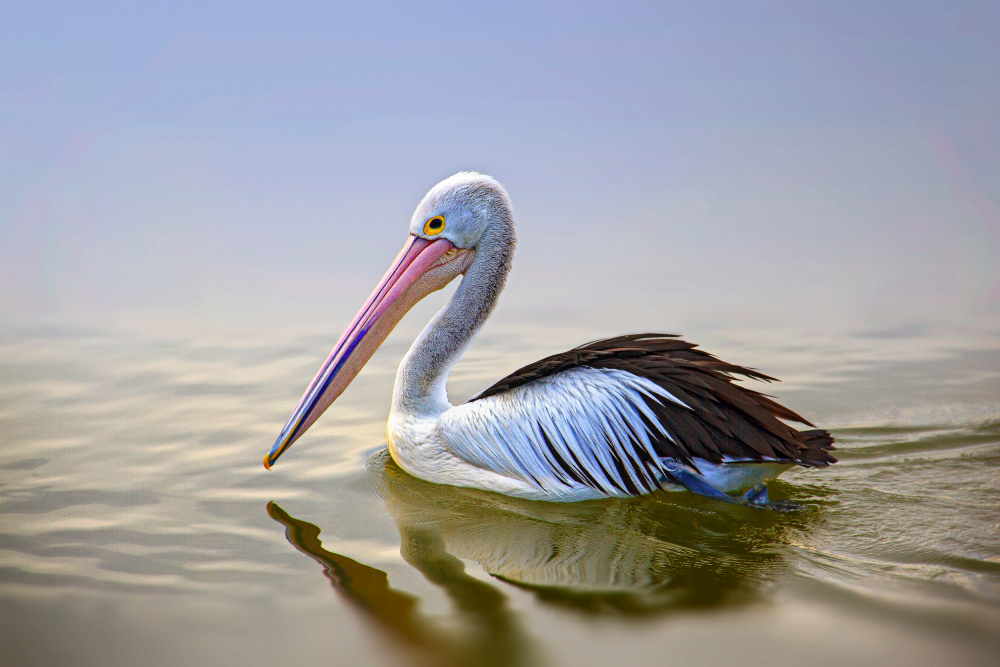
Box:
[439,335,834,498]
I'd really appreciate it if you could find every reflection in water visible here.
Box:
[373,451,820,614]
[268,501,534,667]
[268,451,821,665]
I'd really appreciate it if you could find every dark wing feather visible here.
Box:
[469,334,836,468]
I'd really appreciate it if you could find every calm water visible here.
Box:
[1,309,998,666]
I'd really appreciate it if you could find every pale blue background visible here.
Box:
[2,1,997,344]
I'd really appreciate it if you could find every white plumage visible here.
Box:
[387,366,791,501]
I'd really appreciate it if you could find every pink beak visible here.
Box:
[265,235,465,469]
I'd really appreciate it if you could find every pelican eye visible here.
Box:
[424,216,446,236]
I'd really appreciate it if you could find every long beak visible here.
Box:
[265,235,473,469]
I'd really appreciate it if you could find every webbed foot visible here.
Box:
[738,483,798,511]
[663,463,798,511]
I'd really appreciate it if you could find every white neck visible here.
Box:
[391,224,515,419]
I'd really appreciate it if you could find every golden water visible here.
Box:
[2,311,998,665]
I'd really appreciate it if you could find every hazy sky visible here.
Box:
[2,1,998,343]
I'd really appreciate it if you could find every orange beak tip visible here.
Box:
[263,456,273,470]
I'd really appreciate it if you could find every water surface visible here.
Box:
[2,316,998,666]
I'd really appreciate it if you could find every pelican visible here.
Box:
[265,172,835,508]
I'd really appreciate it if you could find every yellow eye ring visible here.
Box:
[423,216,445,236]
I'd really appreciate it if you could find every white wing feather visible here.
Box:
[438,367,690,498]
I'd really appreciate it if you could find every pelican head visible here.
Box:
[265,172,513,469]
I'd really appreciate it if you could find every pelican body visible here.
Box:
[265,173,835,507]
